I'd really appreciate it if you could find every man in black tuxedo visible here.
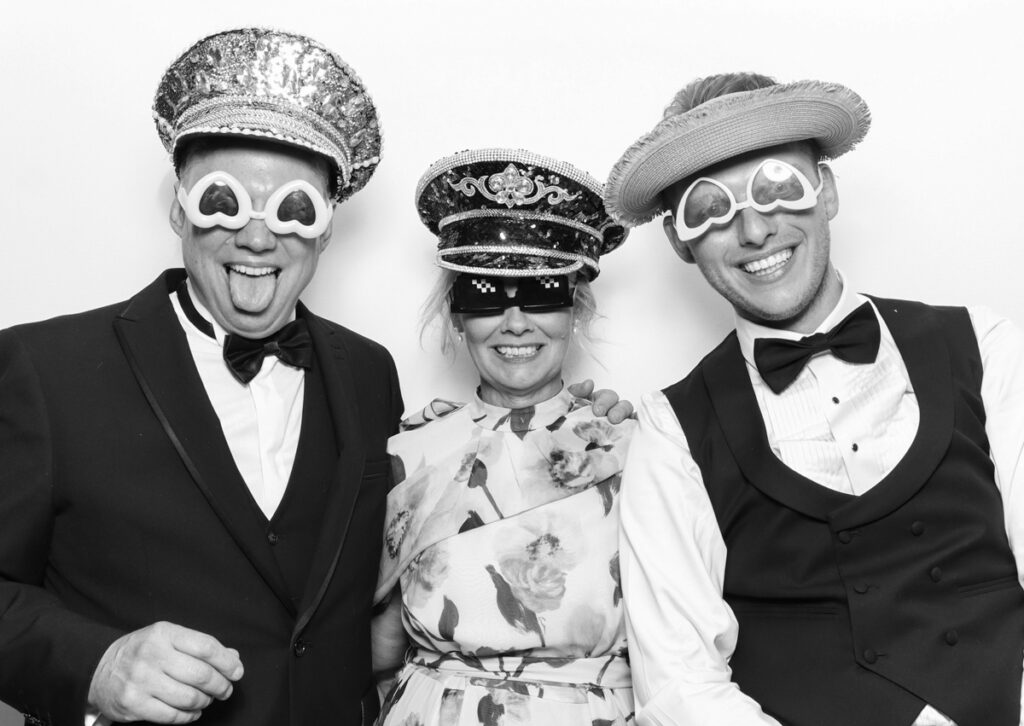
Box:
[0,28,399,726]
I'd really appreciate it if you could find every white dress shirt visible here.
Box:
[170,282,305,519]
[620,279,1024,726]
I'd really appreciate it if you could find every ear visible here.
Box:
[318,214,334,253]
[451,313,465,333]
[169,186,186,238]
[819,163,840,220]
[663,214,696,264]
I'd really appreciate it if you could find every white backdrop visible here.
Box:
[2,0,1022,412]
[1,0,1022,721]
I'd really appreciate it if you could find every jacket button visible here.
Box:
[911,521,925,536]
[854,583,869,594]
[863,648,878,664]
[838,531,852,544]
[945,629,959,646]
[267,531,280,545]
[930,566,943,582]
[293,639,309,657]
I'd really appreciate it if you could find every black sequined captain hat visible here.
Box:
[153,27,381,204]
[416,149,627,280]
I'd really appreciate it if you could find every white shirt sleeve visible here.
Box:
[970,306,1024,726]
[620,391,781,726]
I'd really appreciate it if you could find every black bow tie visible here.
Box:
[753,303,881,395]
[175,280,313,384]
[223,320,314,384]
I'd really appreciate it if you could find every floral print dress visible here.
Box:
[375,388,635,726]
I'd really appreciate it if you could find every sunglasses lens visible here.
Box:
[451,275,505,315]
[682,181,733,230]
[276,190,318,227]
[751,161,808,206]
[197,182,240,217]
[516,275,574,311]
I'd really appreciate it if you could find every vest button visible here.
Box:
[293,639,309,657]
[930,566,943,582]
[945,629,959,646]
[910,521,925,536]
[854,583,869,594]
[837,531,852,544]
[863,648,878,664]
[267,531,280,545]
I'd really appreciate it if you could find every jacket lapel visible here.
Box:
[113,270,296,616]
[294,305,369,630]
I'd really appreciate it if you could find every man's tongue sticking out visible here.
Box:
[228,267,278,313]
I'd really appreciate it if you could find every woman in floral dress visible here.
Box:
[372,149,634,726]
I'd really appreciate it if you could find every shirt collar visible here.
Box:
[183,279,228,343]
[735,269,869,366]
[170,279,298,346]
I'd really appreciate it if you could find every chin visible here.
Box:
[225,312,286,338]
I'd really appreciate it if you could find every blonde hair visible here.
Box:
[418,269,600,359]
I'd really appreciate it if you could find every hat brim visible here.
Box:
[604,80,870,227]
[168,100,371,203]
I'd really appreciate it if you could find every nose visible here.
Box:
[500,306,533,335]
[233,216,277,252]
[736,206,775,247]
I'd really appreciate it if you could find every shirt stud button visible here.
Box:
[832,396,840,404]
[863,649,878,664]
[930,566,943,582]
[945,629,959,646]
[851,443,859,452]
[267,532,280,545]
[838,531,852,544]
[854,583,869,594]
[911,521,925,536]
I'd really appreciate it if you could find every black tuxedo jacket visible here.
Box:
[0,270,403,725]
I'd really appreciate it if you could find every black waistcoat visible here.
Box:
[264,358,338,608]
[664,298,1024,726]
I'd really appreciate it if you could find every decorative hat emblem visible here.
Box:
[448,164,579,209]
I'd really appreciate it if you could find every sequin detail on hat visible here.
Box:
[436,245,597,277]
[448,164,580,209]
[153,27,381,203]
[439,210,602,243]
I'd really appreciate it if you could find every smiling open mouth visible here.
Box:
[225,264,281,312]
[742,248,792,276]
[494,345,542,359]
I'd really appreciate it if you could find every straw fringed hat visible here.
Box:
[604,79,871,227]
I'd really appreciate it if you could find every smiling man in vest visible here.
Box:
[605,72,1024,726]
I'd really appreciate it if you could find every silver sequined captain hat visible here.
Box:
[604,75,871,227]
[153,27,381,203]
